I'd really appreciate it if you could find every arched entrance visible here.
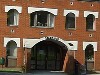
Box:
[85,44,94,71]
[30,40,67,71]
[6,40,17,67]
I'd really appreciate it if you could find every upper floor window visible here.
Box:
[86,14,95,31]
[30,11,54,28]
[84,11,99,31]
[64,10,79,30]
[7,9,19,26]
[5,6,22,26]
[65,13,75,29]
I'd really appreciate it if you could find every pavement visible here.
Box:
[0,68,67,75]
[86,74,100,75]
[0,71,67,75]
[0,68,100,75]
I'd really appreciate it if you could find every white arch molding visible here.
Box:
[28,7,58,15]
[23,36,78,50]
[4,37,20,47]
[83,42,97,51]
[5,6,22,13]
[23,36,69,48]
[64,9,79,17]
[84,11,99,18]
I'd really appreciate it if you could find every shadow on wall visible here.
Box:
[65,55,86,75]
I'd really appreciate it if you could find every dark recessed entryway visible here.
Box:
[30,40,67,71]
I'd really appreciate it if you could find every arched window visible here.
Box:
[65,13,75,29]
[85,44,94,60]
[6,40,17,58]
[7,9,19,26]
[30,11,54,28]
[85,44,94,71]
[86,14,95,31]
[6,40,17,67]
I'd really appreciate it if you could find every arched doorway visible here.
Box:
[30,40,67,71]
[6,40,17,67]
[85,44,94,71]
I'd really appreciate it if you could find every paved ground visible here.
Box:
[86,74,100,75]
[0,71,67,75]
[0,72,67,75]
[0,71,100,75]
[0,68,100,75]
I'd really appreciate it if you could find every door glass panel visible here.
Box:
[56,51,61,70]
[47,47,56,70]
[31,48,36,69]
[37,50,45,69]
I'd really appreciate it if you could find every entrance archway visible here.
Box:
[30,40,68,71]
[85,44,94,71]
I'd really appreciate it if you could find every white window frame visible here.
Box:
[83,42,97,51]
[28,7,58,15]
[5,6,22,13]
[5,6,22,26]
[84,11,99,31]
[66,13,76,30]
[64,10,79,30]
[4,37,20,47]
[7,9,19,26]
[86,14,96,31]
[30,11,55,28]
[28,7,58,28]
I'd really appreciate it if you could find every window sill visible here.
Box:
[87,60,94,62]
[31,26,54,29]
[86,29,96,32]
[8,25,18,27]
[67,28,76,30]
[8,56,17,59]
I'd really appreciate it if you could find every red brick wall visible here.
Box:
[0,0,100,71]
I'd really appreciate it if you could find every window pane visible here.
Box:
[30,11,55,28]
[14,10,19,25]
[50,14,54,27]
[86,14,95,30]
[7,10,14,25]
[7,9,19,26]
[37,11,48,27]
[30,12,36,26]
[85,44,94,60]
[66,13,75,29]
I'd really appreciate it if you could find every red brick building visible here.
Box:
[0,0,100,73]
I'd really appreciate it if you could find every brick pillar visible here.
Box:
[63,51,75,74]
[25,48,31,71]
[62,53,68,72]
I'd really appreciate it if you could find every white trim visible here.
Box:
[84,11,99,18]
[4,37,20,47]
[94,51,95,70]
[66,41,78,50]
[23,36,70,49]
[28,7,58,15]
[64,10,79,17]
[5,6,22,13]
[83,42,97,51]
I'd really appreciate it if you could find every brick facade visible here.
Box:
[0,0,100,72]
